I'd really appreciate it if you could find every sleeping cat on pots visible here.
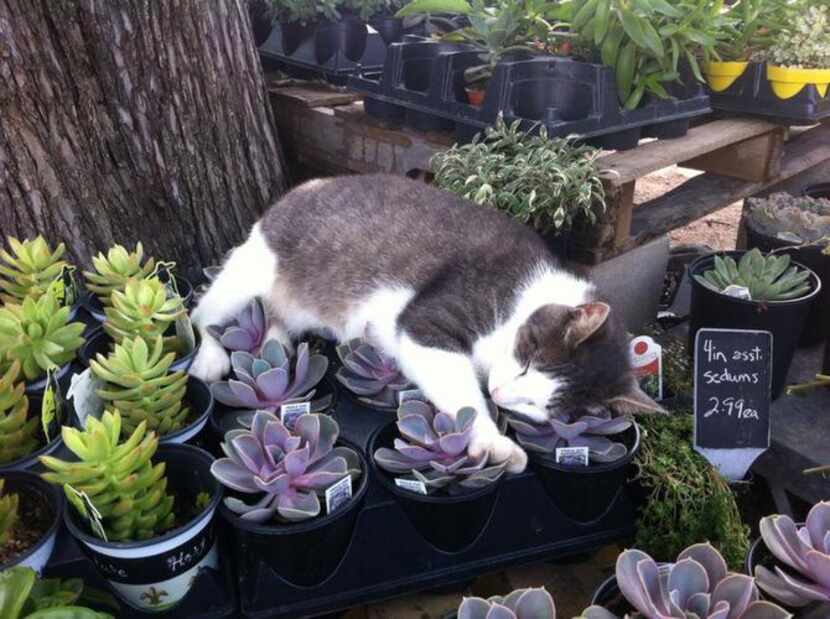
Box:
[189,174,664,473]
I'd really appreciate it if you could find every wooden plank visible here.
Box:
[268,82,362,108]
[681,127,786,182]
[613,181,636,249]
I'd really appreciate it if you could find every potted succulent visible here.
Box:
[766,4,830,101]
[689,249,821,399]
[371,398,505,552]
[0,567,112,619]
[212,411,367,588]
[454,587,557,618]
[206,297,267,356]
[0,471,64,574]
[39,411,222,612]
[334,337,412,411]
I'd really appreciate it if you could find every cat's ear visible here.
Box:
[608,380,668,415]
[565,302,611,348]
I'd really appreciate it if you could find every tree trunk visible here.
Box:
[0,0,285,280]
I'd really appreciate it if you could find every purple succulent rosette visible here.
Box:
[459,587,556,619]
[211,410,361,522]
[755,500,830,607]
[207,297,267,355]
[506,408,633,464]
[211,339,330,413]
[335,338,412,409]
[581,543,789,619]
[374,399,506,494]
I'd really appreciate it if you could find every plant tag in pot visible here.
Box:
[630,335,663,401]
[158,262,196,354]
[66,484,108,542]
[280,401,310,430]
[722,285,752,300]
[395,477,428,495]
[398,388,424,404]
[68,368,106,427]
[325,475,352,515]
[555,446,590,466]
[41,367,65,442]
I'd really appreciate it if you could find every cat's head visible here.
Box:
[488,302,665,422]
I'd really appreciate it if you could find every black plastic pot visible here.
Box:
[529,423,640,524]
[24,361,73,397]
[0,470,64,573]
[83,275,195,323]
[158,376,213,445]
[219,440,368,593]
[64,444,222,612]
[79,326,201,374]
[315,17,367,64]
[371,16,403,46]
[248,0,275,47]
[0,393,70,473]
[689,252,822,399]
[279,20,315,56]
[590,574,635,616]
[804,184,830,201]
[369,423,501,553]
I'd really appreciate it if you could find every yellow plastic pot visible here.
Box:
[703,61,749,92]
[767,65,830,99]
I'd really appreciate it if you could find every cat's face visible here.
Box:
[488,302,664,421]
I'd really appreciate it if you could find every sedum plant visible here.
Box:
[0,236,68,305]
[581,543,789,619]
[374,399,506,493]
[212,340,329,412]
[335,338,411,408]
[207,298,267,355]
[40,411,175,542]
[458,587,556,619]
[694,249,812,302]
[211,411,361,522]
[0,361,40,464]
[754,500,830,607]
[103,277,186,348]
[83,242,156,307]
[90,336,190,437]
[0,291,85,381]
[0,567,112,619]
[0,479,19,545]
[768,5,830,69]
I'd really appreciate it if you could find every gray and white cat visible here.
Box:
[189,174,663,473]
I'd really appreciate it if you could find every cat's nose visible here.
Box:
[490,387,504,402]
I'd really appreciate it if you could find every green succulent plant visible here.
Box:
[0,237,69,306]
[90,336,190,437]
[0,567,112,619]
[83,243,156,307]
[0,361,40,464]
[0,479,19,545]
[0,291,85,382]
[695,249,813,302]
[103,277,186,351]
[40,411,175,542]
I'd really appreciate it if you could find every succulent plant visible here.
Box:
[90,336,191,437]
[211,411,361,522]
[207,298,266,355]
[83,242,156,306]
[754,500,830,607]
[40,411,175,542]
[374,399,506,493]
[0,567,113,619]
[506,408,633,463]
[211,340,329,413]
[0,479,19,545]
[335,338,412,408]
[0,361,40,464]
[694,249,812,302]
[103,277,186,349]
[0,291,85,381]
[0,236,68,305]
[580,543,789,619]
[458,587,557,619]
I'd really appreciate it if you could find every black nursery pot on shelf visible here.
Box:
[368,423,502,553]
[315,16,368,64]
[0,392,71,473]
[589,573,635,616]
[279,20,316,55]
[79,326,202,374]
[688,252,821,399]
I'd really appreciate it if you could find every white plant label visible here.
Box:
[280,402,311,428]
[555,446,590,467]
[630,335,663,401]
[395,477,428,495]
[325,475,353,515]
[66,485,108,542]
[398,389,424,404]
[68,369,106,427]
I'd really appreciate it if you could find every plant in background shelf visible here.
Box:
[458,587,557,619]
[745,192,830,248]
[0,567,113,619]
[0,361,40,464]
[335,338,412,408]
[212,411,361,522]
[0,479,19,544]
[766,4,830,100]
[83,242,156,307]
[0,236,69,305]
[207,297,267,355]
[103,277,186,350]
[693,249,812,302]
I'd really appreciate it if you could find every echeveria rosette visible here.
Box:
[507,408,632,463]
[211,411,361,523]
[459,587,556,619]
[755,501,830,608]
[207,297,266,355]
[211,340,329,414]
[374,399,506,494]
[580,543,790,619]
[335,338,412,409]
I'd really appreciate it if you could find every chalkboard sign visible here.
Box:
[694,328,772,451]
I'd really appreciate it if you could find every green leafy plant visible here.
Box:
[90,336,191,437]
[0,567,112,619]
[714,0,792,62]
[768,4,830,69]
[273,0,405,23]
[0,237,68,306]
[694,249,813,302]
[83,243,156,307]
[0,361,40,464]
[40,411,175,542]
[431,116,605,235]
[103,277,186,351]
[0,478,19,545]
[0,291,85,382]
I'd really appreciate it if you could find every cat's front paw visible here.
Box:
[469,427,528,474]
[189,334,230,383]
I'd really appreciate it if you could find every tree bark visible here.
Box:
[0,0,285,279]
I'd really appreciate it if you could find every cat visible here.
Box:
[189,174,664,473]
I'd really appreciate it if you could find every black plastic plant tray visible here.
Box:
[708,62,830,125]
[349,39,711,150]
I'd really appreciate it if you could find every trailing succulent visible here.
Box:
[374,399,506,493]
[0,291,85,382]
[207,298,266,355]
[83,243,156,307]
[90,336,191,437]
[0,236,68,305]
[580,543,789,619]
[0,567,112,619]
[0,478,19,545]
[40,411,175,542]
[695,249,812,302]
[335,338,411,409]
[458,587,557,619]
[754,500,830,607]
[103,277,186,349]
[211,411,361,522]
[506,407,632,463]
[0,361,40,464]
[212,340,329,413]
